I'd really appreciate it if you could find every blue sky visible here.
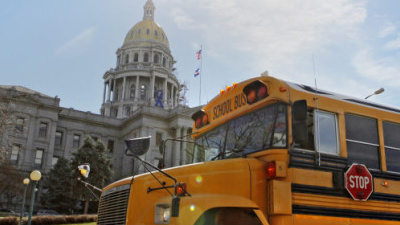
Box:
[1,0,400,113]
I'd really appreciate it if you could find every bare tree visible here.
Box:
[0,161,24,209]
[0,96,16,164]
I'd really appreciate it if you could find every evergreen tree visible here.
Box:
[41,158,78,214]
[70,136,113,214]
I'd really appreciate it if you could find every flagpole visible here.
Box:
[199,45,202,105]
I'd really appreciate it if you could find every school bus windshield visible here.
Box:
[193,102,287,162]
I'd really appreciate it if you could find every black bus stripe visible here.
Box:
[293,204,400,221]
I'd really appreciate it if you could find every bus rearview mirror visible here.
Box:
[293,100,307,121]
[125,136,151,157]
[293,100,308,143]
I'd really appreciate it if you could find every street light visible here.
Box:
[20,178,30,225]
[365,88,385,99]
[27,170,41,225]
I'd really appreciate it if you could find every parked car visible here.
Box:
[36,209,59,216]
[0,208,19,217]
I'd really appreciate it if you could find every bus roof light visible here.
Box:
[226,86,231,92]
[192,110,209,129]
[258,85,268,99]
[247,90,257,104]
[243,80,269,105]
[280,86,287,92]
[220,89,225,95]
[266,161,276,178]
[202,114,208,125]
[195,118,202,128]
[232,82,238,88]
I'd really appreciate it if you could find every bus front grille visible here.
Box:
[97,186,130,225]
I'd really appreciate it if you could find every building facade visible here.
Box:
[0,0,198,210]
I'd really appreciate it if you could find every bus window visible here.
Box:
[193,103,287,162]
[315,110,339,155]
[383,121,400,172]
[297,110,339,155]
[345,114,380,169]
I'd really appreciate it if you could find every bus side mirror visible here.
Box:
[293,100,308,143]
[125,136,151,157]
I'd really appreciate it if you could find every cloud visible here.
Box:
[379,22,396,38]
[169,0,366,71]
[55,27,96,55]
[383,33,400,50]
[353,49,400,86]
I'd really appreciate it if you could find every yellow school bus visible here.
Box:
[97,75,400,225]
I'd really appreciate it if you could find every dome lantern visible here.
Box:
[143,0,155,21]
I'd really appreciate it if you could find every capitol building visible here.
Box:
[0,0,197,207]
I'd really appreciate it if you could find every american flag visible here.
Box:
[196,49,202,60]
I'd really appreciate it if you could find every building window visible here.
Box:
[11,144,20,164]
[125,54,129,64]
[345,114,380,169]
[383,121,400,172]
[162,57,166,67]
[39,122,48,137]
[144,52,149,62]
[130,84,135,100]
[73,134,81,148]
[155,30,158,36]
[107,140,115,153]
[154,54,159,64]
[111,108,118,118]
[52,157,59,168]
[15,117,24,132]
[125,106,131,117]
[134,53,139,62]
[35,149,44,168]
[55,131,63,147]
[138,29,141,34]
[156,132,163,146]
[146,28,150,35]
[140,84,147,100]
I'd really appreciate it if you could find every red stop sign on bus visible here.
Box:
[344,164,373,201]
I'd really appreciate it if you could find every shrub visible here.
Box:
[0,217,18,225]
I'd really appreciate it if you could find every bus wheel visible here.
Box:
[194,207,263,225]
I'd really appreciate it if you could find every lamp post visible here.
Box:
[20,178,30,225]
[365,88,385,99]
[27,170,41,225]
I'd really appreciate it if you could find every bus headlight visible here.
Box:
[155,204,171,224]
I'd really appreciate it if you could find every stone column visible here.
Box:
[122,77,126,101]
[173,85,176,107]
[163,79,168,107]
[150,73,155,103]
[181,127,187,165]
[103,83,106,103]
[173,127,181,166]
[107,80,111,102]
[135,76,140,101]
[113,79,117,101]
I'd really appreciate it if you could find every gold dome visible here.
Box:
[122,20,169,48]
[122,0,169,48]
